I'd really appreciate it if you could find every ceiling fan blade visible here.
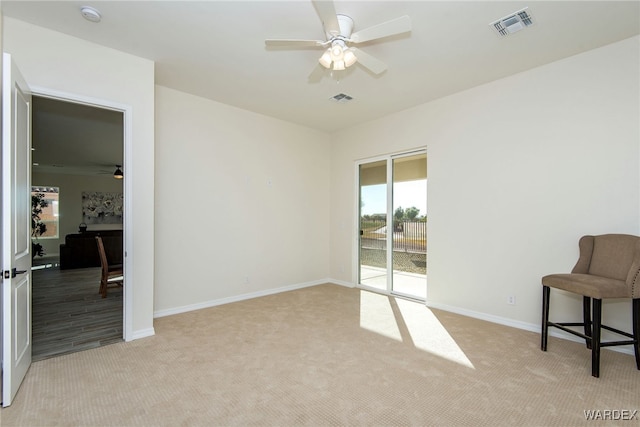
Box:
[351,48,387,75]
[308,64,326,83]
[312,0,340,36]
[265,39,325,48]
[350,15,411,43]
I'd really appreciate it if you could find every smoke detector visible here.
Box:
[80,6,102,23]
[490,7,533,37]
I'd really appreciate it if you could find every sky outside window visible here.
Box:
[361,179,427,217]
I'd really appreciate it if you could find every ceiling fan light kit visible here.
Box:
[265,0,411,76]
[113,165,123,179]
[319,38,358,71]
[343,49,357,67]
[319,50,332,68]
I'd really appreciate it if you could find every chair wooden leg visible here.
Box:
[541,286,550,351]
[100,278,107,298]
[591,298,602,378]
[583,296,592,349]
[633,298,640,370]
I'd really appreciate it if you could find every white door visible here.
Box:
[2,53,32,407]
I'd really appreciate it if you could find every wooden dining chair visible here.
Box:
[95,235,123,298]
[541,234,640,377]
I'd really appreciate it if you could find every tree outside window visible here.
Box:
[31,186,59,239]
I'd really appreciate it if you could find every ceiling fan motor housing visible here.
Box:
[330,14,354,39]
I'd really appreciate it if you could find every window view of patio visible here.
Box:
[31,186,60,239]
[359,153,427,300]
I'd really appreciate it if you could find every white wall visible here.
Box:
[31,172,123,256]
[3,17,637,345]
[3,18,155,338]
[330,36,640,333]
[154,86,330,314]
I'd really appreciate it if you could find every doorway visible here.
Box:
[31,96,125,360]
[358,151,427,300]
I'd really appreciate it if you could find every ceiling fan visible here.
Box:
[265,0,411,77]
[97,164,124,179]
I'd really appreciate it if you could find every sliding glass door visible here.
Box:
[358,160,388,292]
[390,154,427,298]
[358,151,427,300]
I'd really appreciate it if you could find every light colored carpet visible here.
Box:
[1,284,638,426]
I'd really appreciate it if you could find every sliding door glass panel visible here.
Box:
[391,154,427,299]
[359,160,387,291]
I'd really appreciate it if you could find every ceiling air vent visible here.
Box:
[490,7,533,37]
[330,93,353,104]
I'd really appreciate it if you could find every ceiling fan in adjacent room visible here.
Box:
[97,164,124,179]
[265,0,411,77]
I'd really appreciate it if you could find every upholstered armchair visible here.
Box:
[541,234,640,377]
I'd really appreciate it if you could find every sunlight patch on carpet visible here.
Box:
[359,290,474,369]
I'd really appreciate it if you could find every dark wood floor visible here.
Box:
[32,264,123,362]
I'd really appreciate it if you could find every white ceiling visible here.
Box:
[31,96,124,176]
[4,1,639,134]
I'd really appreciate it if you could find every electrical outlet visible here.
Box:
[507,295,516,305]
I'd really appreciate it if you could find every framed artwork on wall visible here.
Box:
[82,191,123,225]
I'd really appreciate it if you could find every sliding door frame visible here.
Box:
[354,147,427,297]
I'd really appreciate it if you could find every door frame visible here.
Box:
[354,148,427,297]
[30,86,134,341]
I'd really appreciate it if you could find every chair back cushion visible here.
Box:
[588,234,639,281]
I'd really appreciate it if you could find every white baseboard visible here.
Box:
[154,279,330,318]
[327,278,355,288]
[129,327,155,341]
[426,301,634,356]
[426,301,540,333]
